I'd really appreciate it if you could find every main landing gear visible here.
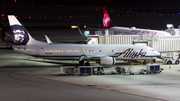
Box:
[143,60,147,65]
[79,60,84,66]
[79,60,90,66]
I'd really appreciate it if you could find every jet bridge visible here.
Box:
[88,31,180,53]
[87,30,180,64]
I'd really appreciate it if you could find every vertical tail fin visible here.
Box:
[0,23,13,43]
[8,15,45,45]
[101,7,115,29]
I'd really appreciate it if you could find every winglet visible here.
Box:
[44,35,53,45]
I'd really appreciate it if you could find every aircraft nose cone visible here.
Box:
[156,51,161,56]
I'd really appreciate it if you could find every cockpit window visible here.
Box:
[150,49,154,51]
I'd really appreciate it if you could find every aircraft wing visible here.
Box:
[12,45,25,49]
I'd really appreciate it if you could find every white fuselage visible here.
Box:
[13,44,160,61]
[109,27,171,36]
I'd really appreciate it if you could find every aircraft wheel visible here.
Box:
[143,61,147,65]
[153,59,156,63]
[79,61,84,66]
[85,62,90,66]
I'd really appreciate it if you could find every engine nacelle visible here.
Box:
[100,57,116,65]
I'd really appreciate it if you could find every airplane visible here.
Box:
[0,23,13,44]
[101,7,171,36]
[4,15,160,66]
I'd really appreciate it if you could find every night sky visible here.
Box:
[3,0,180,6]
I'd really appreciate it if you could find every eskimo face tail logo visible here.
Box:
[114,48,146,59]
[103,14,110,27]
[14,30,25,42]
[11,25,29,45]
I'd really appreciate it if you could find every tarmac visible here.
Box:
[0,49,180,101]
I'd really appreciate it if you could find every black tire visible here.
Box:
[85,62,90,66]
[143,61,147,65]
[175,60,179,64]
[79,61,84,66]
[167,60,172,64]
[153,59,156,63]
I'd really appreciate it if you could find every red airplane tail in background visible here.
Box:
[101,7,115,29]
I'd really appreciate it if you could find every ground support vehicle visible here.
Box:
[146,64,161,74]
[59,66,75,76]
[78,66,93,76]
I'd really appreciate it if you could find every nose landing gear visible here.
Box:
[143,61,147,65]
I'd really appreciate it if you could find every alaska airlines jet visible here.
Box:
[6,15,160,66]
[102,7,171,36]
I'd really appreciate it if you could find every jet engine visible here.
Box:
[99,57,116,65]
